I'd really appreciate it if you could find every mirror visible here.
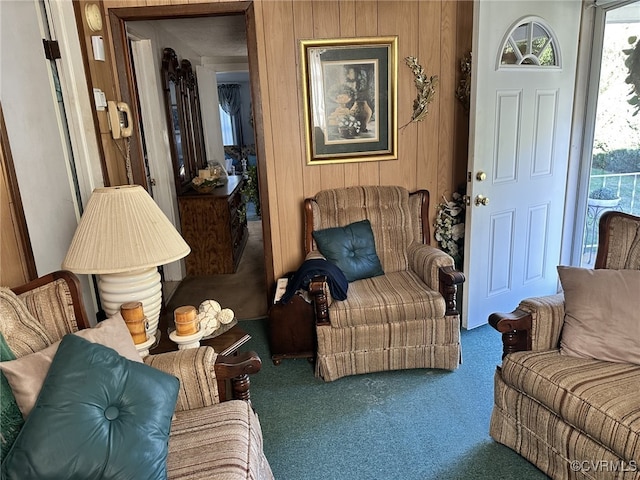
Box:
[161,47,207,194]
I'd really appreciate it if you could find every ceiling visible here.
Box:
[129,14,248,62]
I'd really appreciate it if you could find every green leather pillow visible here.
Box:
[0,332,23,463]
[313,219,384,282]
[1,334,179,480]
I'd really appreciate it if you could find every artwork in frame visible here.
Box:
[300,36,398,165]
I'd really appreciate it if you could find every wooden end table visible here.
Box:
[268,292,316,365]
[152,312,252,400]
[152,321,251,356]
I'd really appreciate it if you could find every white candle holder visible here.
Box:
[168,329,205,350]
[134,335,157,357]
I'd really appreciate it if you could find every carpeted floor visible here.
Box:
[238,318,550,480]
[166,220,268,320]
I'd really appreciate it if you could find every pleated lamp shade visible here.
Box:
[63,185,190,344]
[62,185,190,274]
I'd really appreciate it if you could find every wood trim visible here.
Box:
[214,350,262,402]
[107,2,252,20]
[410,189,431,244]
[107,10,146,187]
[488,308,533,358]
[303,198,314,255]
[71,1,111,186]
[0,103,37,282]
[245,2,274,291]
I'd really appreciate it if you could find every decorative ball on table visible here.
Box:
[198,300,222,336]
[198,300,236,338]
[218,308,235,325]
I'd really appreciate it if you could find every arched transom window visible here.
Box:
[500,18,559,67]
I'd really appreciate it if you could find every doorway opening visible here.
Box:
[578,1,640,266]
[109,3,270,319]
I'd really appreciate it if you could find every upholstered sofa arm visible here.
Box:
[407,243,465,315]
[144,347,262,411]
[489,293,565,358]
[144,347,220,411]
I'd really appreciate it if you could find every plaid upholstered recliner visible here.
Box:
[489,211,640,479]
[1,271,273,480]
[304,185,465,382]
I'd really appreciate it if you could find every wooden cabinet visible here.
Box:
[178,175,248,275]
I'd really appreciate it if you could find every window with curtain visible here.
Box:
[217,84,243,148]
[219,106,234,146]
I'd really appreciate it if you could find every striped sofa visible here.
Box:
[2,271,274,480]
[304,185,465,382]
[489,212,640,479]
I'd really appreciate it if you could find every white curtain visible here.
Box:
[218,84,243,148]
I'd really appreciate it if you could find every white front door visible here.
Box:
[462,1,582,329]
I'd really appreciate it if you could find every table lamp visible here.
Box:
[62,185,190,340]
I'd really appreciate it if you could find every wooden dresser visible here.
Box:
[178,175,248,275]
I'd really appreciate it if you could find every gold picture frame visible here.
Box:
[300,36,398,165]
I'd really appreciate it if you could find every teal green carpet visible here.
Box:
[239,319,549,480]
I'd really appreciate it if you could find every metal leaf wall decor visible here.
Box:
[456,52,472,112]
[403,56,438,127]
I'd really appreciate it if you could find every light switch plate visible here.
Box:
[93,88,107,111]
[91,35,105,61]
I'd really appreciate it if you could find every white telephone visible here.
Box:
[107,101,133,139]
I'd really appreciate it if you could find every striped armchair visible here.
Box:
[2,271,273,480]
[304,185,465,382]
[489,211,640,479]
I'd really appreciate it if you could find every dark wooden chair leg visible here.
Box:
[231,374,251,403]
[214,351,261,401]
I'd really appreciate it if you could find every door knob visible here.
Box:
[476,171,487,181]
[475,195,490,206]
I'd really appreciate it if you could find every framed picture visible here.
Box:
[300,36,398,165]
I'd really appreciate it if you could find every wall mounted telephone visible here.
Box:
[107,101,133,139]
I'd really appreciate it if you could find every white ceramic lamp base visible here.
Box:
[98,267,163,339]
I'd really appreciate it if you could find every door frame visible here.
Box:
[107,2,274,289]
[567,0,639,266]
[0,102,38,285]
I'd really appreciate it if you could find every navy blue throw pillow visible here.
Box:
[312,219,384,282]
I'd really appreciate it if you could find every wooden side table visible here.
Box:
[152,312,252,400]
[268,293,316,365]
[202,324,251,356]
[152,321,250,357]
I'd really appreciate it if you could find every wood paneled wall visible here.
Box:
[1,103,37,287]
[80,0,472,284]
